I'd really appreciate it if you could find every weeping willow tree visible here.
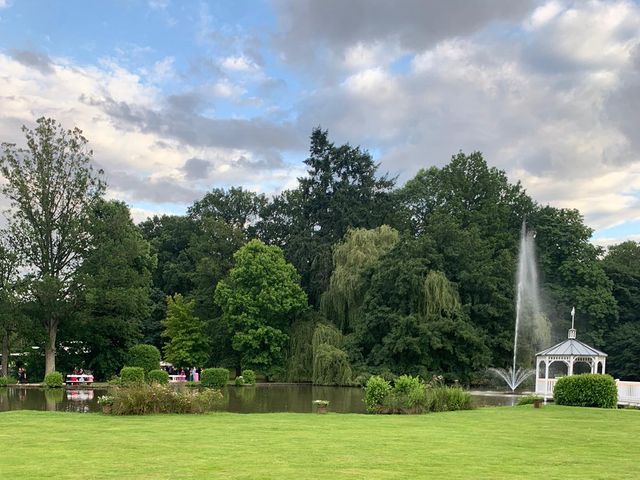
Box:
[312,323,352,385]
[321,225,399,332]
[419,271,461,319]
[287,318,316,382]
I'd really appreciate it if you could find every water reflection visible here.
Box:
[0,385,524,413]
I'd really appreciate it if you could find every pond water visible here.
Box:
[0,385,523,414]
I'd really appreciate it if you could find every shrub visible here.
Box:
[201,368,229,389]
[554,374,618,408]
[235,376,245,386]
[120,367,145,385]
[126,344,161,374]
[363,375,392,413]
[108,376,121,386]
[242,369,256,385]
[517,395,543,406]
[427,386,473,412]
[0,376,17,387]
[109,383,223,415]
[384,375,427,413]
[43,371,64,388]
[147,369,169,385]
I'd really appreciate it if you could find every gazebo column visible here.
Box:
[535,359,540,394]
[568,358,574,376]
[602,357,606,374]
[544,361,550,401]
[591,360,596,374]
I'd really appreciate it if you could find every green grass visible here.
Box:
[1,406,638,479]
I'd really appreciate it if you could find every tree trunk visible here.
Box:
[1,330,9,377]
[45,321,58,374]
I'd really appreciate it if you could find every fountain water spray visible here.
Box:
[490,221,548,391]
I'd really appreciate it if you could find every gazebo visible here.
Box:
[534,308,607,400]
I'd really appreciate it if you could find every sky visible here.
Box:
[0,0,639,245]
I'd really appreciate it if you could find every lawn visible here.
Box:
[1,406,638,479]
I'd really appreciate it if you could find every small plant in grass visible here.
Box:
[147,369,169,385]
[0,376,17,387]
[97,395,115,406]
[201,368,229,389]
[44,371,64,388]
[517,395,544,406]
[242,369,256,385]
[120,367,145,385]
[235,376,245,386]
[313,399,330,413]
[363,375,391,413]
[554,374,618,408]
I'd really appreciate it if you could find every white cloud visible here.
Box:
[212,78,245,98]
[220,55,259,73]
[0,53,302,214]
[152,56,174,81]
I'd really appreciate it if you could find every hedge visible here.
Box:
[120,367,145,386]
[201,368,229,389]
[554,374,618,408]
[44,371,64,388]
[147,369,170,385]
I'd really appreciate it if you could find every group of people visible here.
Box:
[164,366,201,382]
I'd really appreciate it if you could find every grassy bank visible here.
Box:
[1,406,638,479]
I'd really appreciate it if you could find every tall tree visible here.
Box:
[601,241,640,379]
[163,294,210,368]
[321,226,399,332]
[214,240,308,378]
[139,214,198,347]
[0,117,105,373]
[78,200,155,380]
[0,238,20,377]
[288,128,395,304]
[188,187,266,234]
[353,236,490,380]
[531,206,617,347]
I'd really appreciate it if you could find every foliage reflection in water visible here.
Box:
[0,384,521,413]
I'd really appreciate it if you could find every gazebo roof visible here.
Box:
[536,338,607,357]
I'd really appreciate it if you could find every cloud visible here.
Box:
[0,52,305,217]
[9,49,54,75]
[182,157,212,180]
[220,55,259,73]
[292,0,640,233]
[273,0,534,67]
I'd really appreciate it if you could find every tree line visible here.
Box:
[0,117,638,383]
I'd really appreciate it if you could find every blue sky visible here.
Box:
[0,0,639,245]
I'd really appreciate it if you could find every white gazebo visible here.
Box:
[535,308,607,400]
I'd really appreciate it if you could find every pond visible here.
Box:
[0,384,523,414]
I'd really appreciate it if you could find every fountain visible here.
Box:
[490,221,549,392]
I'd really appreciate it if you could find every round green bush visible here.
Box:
[235,375,245,386]
[126,344,161,374]
[44,371,64,388]
[120,366,145,385]
[554,374,618,408]
[363,375,391,413]
[147,369,169,385]
[0,376,17,387]
[242,369,256,385]
[201,367,229,389]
